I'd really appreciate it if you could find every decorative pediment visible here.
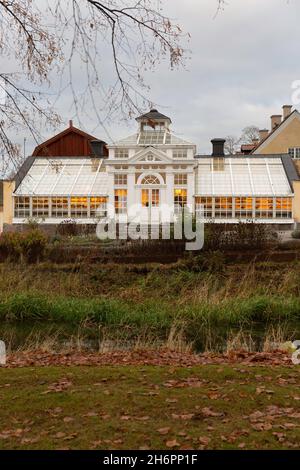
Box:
[127,146,173,164]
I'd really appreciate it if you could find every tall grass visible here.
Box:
[1,291,300,327]
[1,258,300,352]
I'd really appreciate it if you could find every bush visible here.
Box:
[56,219,79,237]
[0,229,47,264]
[292,230,300,239]
[0,232,22,262]
[204,222,277,251]
[177,251,226,273]
[20,229,48,263]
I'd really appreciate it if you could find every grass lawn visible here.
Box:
[0,364,300,450]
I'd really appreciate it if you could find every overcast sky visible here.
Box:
[24,0,300,155]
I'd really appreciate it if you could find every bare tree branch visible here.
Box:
[0,0,192,174]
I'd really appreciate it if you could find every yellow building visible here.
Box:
[253,105,300,156]
[0,180,15,232]
[252,105,300,224]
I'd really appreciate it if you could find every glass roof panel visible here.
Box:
[250,163,272,194]
[139,131,165,145]
[196,165,212,195]
[268,163,291,195]
[90,173,109,195]
[213,173,232,195]
[51,165,81,195]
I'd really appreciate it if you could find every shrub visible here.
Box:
[0,232,22,262]
[56,219,79,237]
[177,251,226,273]
[20,229,48,263]
[204,222,277,251]
[292,230,300,239]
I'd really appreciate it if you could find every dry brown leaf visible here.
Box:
[166,439,180,448]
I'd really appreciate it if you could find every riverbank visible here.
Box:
[0,258,300,352]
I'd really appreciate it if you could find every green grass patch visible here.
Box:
[0,364,300,450]
[0,291,300,327]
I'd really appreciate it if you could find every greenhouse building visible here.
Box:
[11,110,299,229]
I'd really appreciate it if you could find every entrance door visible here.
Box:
[141,189,160,209]
[141,188,160,225]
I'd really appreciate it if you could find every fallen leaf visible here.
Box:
[157,427,170,435]
[166,439,180,448]
[199,436,211,445]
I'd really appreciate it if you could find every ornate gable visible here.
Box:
[127,147,173,164]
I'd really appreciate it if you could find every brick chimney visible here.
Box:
[271,115,282,130]
[282,105,292,120]
[259,129,269,141]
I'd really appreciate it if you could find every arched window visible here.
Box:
[141,175,161,185]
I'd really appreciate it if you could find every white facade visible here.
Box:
[106,109,196,224]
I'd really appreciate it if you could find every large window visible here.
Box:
[235,197,253,218]
[90,197,107,218]
[32,197,49,217]
[255,198,273,218]
[141,122,165,131]
[174,189,187,212]
[215,197,233,218]
[174,173,187,185]
[114,174,127,186]
[70,197,88,218]
[51,197,69,218]
[141,175,160,185]
[115,149,129,159]
[173,149,187,159]
[114,189,127,214]
[275,198,292,218]
[288,148,300,159]
[14,197,30,218]
[195,197,213,218]
[142,189,160,208]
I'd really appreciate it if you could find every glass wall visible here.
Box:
[215,197,232,218]
[114,189,127,214]
[174,189,187,213]
[195,197,213,218]
[51,197,69,218]
[275,198,292,218]
[70,197,88,218]
[14,196,107,219]
[14,197,30,218]
[255,198,273,218]
[32,197,49,217]
[90,197,107,218]
[235,197,253,219]
[195,196,293,220]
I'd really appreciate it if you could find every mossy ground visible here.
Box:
[0,364,299,450]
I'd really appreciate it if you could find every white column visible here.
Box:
[127,171,136,219]
[165,172,174,210]
[187,170,195,213]
[107,172,115,218]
